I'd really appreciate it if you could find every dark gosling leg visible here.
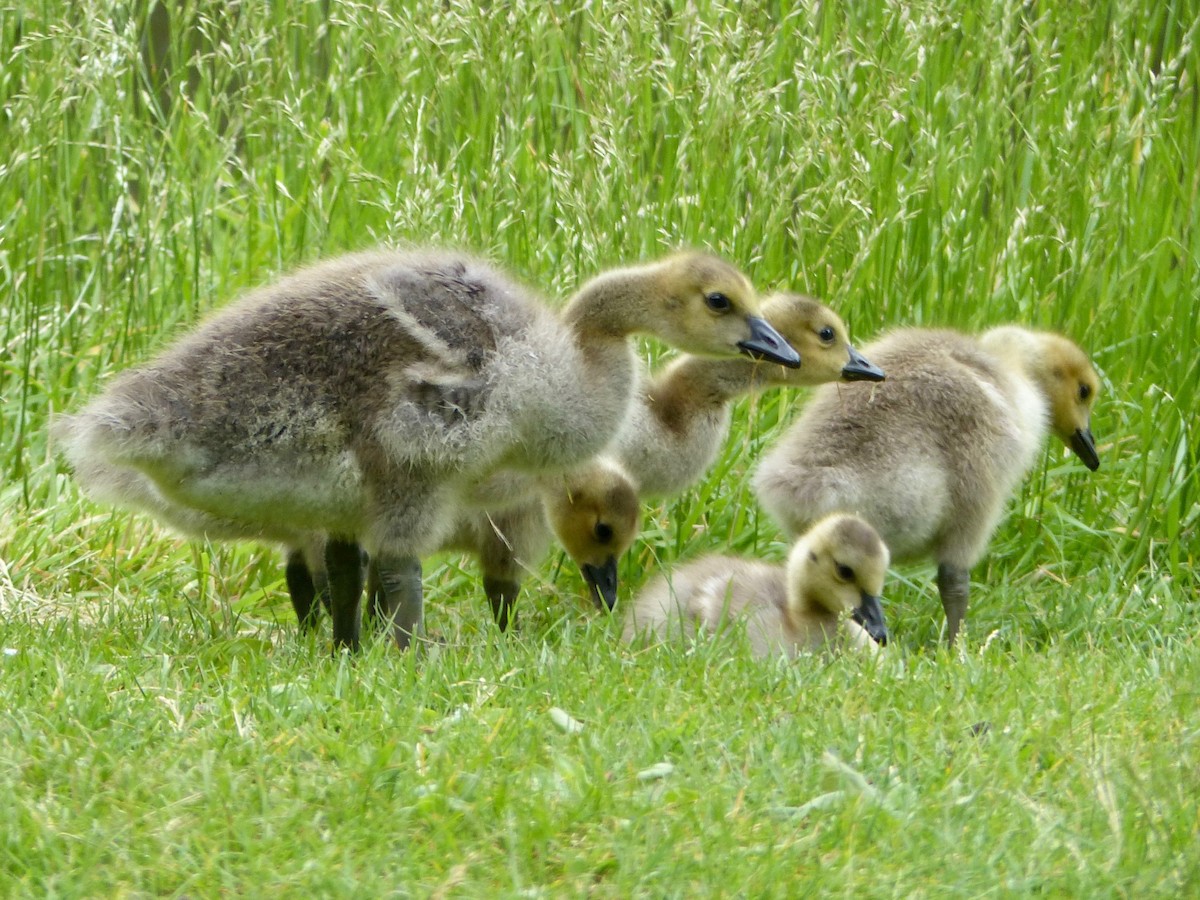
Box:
[483,576,521,632]
[937,563,971,647]
[285,548,321,633]
[374,554,424,650]
[326,538,365,652]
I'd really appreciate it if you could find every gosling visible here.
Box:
[357,457,642,632]
[753,325,1101,645]
[55,248,799,650]
[623,513,890,658]
[615,292,884,499]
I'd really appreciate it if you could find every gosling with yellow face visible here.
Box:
[753,325,1101,645]
[358,458,642,632]
[623,513,890,657]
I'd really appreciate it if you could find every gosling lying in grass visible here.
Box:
[623,513,890,658]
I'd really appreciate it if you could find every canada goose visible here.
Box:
[615,292,885,498]
[55,248,799,650]
[541,458,643,613]
[356,457,642,631]
[623,513,890,657]
[753,325,1101,644]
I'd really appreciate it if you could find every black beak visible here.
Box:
[738,316,802,369]
[851,593,888,646]
[1069,427,1100,471]
[581,557,619,611]
[841,345,886,382]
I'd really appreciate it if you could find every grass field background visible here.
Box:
[1,1,1197,894]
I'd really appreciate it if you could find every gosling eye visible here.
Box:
[1078,384,1092,402]
[594,522,614,544]
[818,326,836,344]
[705,292,732,313]
[835,563,855,581]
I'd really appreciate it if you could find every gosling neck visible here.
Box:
[553,266,650,438]
[562,262,668,343]
[642,355,781,432]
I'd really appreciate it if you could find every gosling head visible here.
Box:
[788,513,891,645]
[982,326,1101,471]
[642,252,802,368]
[544,458,642,611]
[1040,333,1101,471]
[760,292,885,384]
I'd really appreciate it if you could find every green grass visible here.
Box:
[1,0,1197,895]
